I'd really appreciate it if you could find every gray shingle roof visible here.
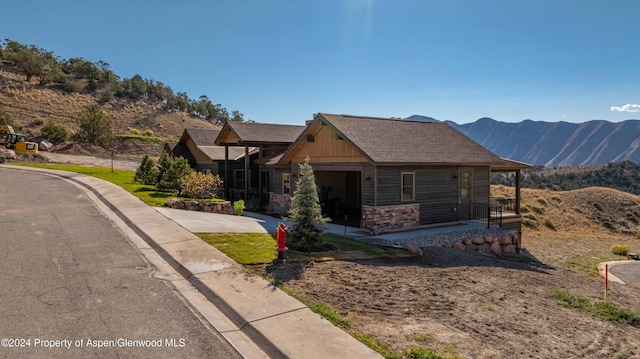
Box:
[175,128,255,161]
[224,122,305,144]
[184,129,220,147]
[317,113,504,164]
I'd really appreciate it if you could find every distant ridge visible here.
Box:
[407,115,640,167]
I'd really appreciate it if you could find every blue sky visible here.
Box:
[2,1,639,125]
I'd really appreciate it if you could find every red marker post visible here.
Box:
[605,263,609,302]
[275,222,288,260]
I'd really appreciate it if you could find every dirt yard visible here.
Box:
[252,247,640,358]
[251,186,640,358]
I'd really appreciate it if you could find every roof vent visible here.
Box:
[335,134,343,141]
[306,135,315,142]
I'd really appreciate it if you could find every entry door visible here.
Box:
[458,168,472,220]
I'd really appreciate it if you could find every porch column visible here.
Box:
[258,145,263,206]
[224,145,229,199]
[515,170,522,215]
[244,145,249,202]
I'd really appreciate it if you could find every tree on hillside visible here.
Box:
[286,157,330,251]
[3,39,54,83]
[231,110,244,122]
[41,121,68,144]
[73,106,112,146]
[0,104,16,127]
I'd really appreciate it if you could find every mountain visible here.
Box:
[407,115,640,167]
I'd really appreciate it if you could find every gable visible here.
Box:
[215,126,241,145]
[287,121,368,164]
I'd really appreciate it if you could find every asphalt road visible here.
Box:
[610,261,640,288]
[0,168,242,359]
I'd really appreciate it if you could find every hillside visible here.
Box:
[408,115,640,167]
[253,185,640,358]
[0,69,217,142]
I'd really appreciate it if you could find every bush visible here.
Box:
[143,129,154,136]
[522,218,538,228]
[610,244,630,256]
[179,171,223,199]
[134,155,159,185]
[530,205,545,215]
[40,121,68,144]
[62,79,85,93]
[0,104,16,127]
[536,196,548,206]
[233,199,245,215]
[543,217,556,231]
[128,128,141,135]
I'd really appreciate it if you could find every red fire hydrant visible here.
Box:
[275,222,288,260]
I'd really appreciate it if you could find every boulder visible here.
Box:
[483,235,494,243]
[405,243,423,256]
[38,140,52,151]
[471,237,484,245]
[490,241,501,253]
[503,244,517,253]
[462,238,472,245]
[499,235,513,245]
[453,242,466,250]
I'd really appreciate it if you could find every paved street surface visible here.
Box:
[609,261,640,288]
[0,168,242,359]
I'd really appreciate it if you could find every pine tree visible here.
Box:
[134,155,158,185]
[286,157,329,251]
[156,151,172,184]
[158,156,192,193]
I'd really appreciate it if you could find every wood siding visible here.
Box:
[376,166,491,225]
[273,168,285,195]
[288,123,368,163]
[216,128,240,144]
[472,166,490,205]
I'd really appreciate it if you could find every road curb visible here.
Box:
[4,165,382,359]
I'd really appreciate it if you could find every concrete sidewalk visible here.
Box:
[5,165,381,359]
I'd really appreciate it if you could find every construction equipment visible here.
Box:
[0,125,38,154]
[0,125,14,137]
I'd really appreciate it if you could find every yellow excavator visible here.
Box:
[0,125,38,154]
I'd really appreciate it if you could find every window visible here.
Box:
[401,172,415,201]
[234,169,245,190]
[282,173,291,195]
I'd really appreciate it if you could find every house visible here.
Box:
[165,128,258,196]
[214,122,306,205]
[267,113,529,236]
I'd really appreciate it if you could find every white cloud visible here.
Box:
[611,104,640,112]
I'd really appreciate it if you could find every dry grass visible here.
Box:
[0,70,218,139]
[493,185,640,273]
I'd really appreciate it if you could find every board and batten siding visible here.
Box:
[472,166,490,204]
[362,165,375,206]
[375,166,497,225]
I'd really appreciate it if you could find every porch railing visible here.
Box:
[490,196,516,212]
[472,202,503,228]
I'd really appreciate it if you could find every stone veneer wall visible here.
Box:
[362,203,420,234]
[165,198,233,215]
[269,192,292,215]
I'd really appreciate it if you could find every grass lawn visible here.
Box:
[197,233,278,264]
[16,163,176,207]
[197,232,407,265]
